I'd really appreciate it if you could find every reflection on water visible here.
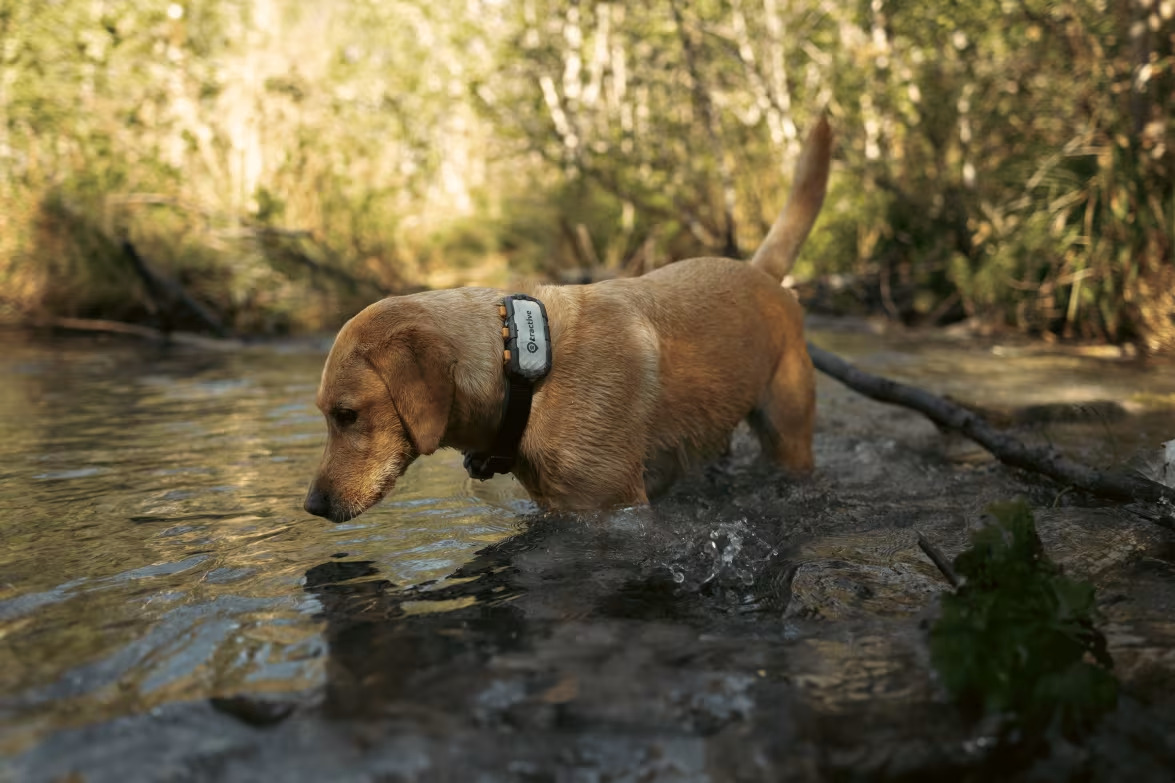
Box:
[2,323,1175,777]
[0,333,530,753]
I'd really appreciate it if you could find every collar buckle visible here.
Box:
[463,452,513,481]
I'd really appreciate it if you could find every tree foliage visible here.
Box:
[0,0,1171,344]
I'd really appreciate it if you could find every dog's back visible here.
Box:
[622,115,831,472]
[519,118,832,504]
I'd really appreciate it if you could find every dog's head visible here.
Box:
[304,300,455,522]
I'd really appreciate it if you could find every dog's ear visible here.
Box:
[367,328,455,456]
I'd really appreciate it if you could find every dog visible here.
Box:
[304,117,831,521]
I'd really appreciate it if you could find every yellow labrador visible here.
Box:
[305,117,831,520]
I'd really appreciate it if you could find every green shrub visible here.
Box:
[930,500,1118,739]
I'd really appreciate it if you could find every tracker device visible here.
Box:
[463,295,552,480]
[503,295,552,380]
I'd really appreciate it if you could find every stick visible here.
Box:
[916,531,961,588]
[807,342,1175,531]
[37,317,242,350]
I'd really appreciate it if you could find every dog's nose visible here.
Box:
[303,486,332,518]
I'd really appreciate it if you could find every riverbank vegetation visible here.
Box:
[1,0,1171,348]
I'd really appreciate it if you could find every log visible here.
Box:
[37,317,242,350]
[807,341,1175,531]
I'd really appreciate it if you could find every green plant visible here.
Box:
[930,500,1117,739]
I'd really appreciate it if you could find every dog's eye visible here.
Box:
[332,408,359,427]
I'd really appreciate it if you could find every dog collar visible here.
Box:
[463,295,551,480]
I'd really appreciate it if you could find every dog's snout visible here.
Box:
[304,486,332,519]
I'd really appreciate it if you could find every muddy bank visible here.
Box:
[9,333,1175,782]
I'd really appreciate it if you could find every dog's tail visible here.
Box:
[750,115,832,283]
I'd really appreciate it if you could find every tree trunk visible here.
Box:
[670,0,739,258]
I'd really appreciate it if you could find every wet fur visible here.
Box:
[305,117,831,520]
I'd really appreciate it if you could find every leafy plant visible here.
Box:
[930,500,1117,739]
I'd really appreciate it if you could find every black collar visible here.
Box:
[463,295,551,480]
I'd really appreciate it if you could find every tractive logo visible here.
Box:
[525,308,539,353]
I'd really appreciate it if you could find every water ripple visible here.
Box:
[0,335,528,751]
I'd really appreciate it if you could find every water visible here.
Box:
[2,324,1174,780]
[0,334,530,754]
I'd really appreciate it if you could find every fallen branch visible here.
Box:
[37,317,243,350]
[916,531,961,588]
[122,240,232,338]
[807,342,1175,531]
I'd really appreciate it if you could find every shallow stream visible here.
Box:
[3,322,1174,781]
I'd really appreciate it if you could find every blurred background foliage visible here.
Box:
[0,0,1171,347]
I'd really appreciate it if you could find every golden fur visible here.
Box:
[305,117,831,521]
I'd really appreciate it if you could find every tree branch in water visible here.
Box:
[807,342,1175,531]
